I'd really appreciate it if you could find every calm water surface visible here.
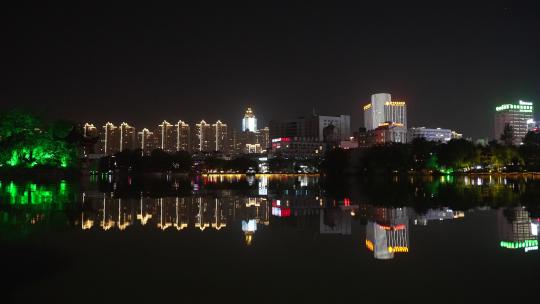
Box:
[1,175,539,303]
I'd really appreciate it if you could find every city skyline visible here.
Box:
[2,3,539,140]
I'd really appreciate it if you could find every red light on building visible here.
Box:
[344,198,351,206]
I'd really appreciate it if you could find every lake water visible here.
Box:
[1,174,539,303]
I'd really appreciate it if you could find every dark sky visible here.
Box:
[1,2,539,139]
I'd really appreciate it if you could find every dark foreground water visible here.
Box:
[1,174,539,303]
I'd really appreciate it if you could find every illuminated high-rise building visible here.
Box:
[82,123,99,156]
[195,120,213,151]
[138,128,158,155]
[213,120,228,152]
[158,120,175,153]
[242,107,257,132]
[257,127,270,151]
[494,100,534,145]
[119,122,136,151]
[175,120,190,152]
[101,122,119,155]
[363,93,407,130]
[83,123,98,137]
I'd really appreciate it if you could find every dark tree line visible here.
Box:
[321,133,540,176]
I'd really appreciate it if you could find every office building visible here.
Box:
[119,122,136,151]
[269,114,351,143]
[101,122,119,155]
[407,127,454,143]
[158,120,176,153]
[366,122,407,145]
[175,120,190,152]
[527,119,539,133]
[242,107,257,132]
[494,100,534,145]
[363,93,407,130]
[257,127,270,151]
[270,137,325,159]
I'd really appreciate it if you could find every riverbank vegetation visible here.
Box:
[0,110,80,176]
[321,135,540,176]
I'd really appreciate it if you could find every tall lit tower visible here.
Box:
[213,120,228,152]
[83,123,98,137]
[242,107,257,132]
[158,120,175,153]
[119,122,136,151]
[363,93,407,130]
[175,120,190,152]
[101,122,119,155]
[138,128,156,155]
[195,120,213,151]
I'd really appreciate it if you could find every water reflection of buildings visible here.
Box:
[81,192,270,237]
[414,208,465,226]
[498,207,539,252]
[365,207,410,260]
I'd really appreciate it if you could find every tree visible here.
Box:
[500,123,515,146]
[0,109,79,169]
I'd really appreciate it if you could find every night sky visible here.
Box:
[1,2,539,139]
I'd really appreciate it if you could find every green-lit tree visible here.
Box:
[0,109,79,169]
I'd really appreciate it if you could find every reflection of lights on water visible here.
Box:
[242,219,257,233]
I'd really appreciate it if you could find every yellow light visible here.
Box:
[363,103,372,110]
[388,246,409,253]
[365,239,374,251]
[384,101,406,106]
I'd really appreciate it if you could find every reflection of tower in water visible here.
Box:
[137,194,152,226]
[242,219,257,246]
[365,207,410,260]
[498,207,538,252]
[79,194,270,232]
[195,197,210,231]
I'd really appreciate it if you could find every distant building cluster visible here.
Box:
[82,93,537,160]
[357,93,462,147]
[83,108,269,156]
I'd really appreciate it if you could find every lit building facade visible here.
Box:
[138,128,158,155]
[213,120,228,152]
[101,122,119,155]
[83,123,98,138]
[242,107,257,132]
[407,127,454,143]
[257,127,270,151]
[269,114,351,143]
[494,100,534,145]
[119,122,136,151]
[175,120,190,152]
[270,137,325,159]
[194,120,213,152]
[363,93,407,130]
[367,122,407,145]
[158,120,176,153]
